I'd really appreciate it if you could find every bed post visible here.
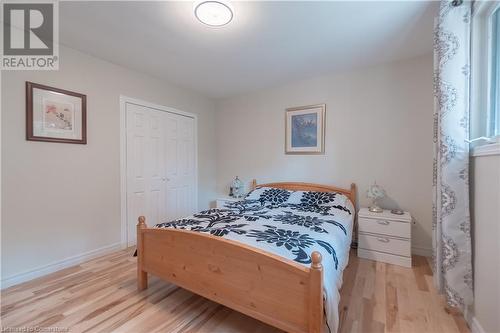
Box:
[137,216,148,291]
[350,183,357,208]
[251,179,257,191]
[309,251,323,333]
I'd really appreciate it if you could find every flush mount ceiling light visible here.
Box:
[194,1,233,27]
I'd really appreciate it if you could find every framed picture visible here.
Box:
[285,104,325,154]
[26,82,87,144]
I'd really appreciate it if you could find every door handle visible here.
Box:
[376,237,390,243]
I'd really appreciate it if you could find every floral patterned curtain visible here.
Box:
[432,0,473,313]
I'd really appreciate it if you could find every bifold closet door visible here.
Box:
[164,113,196,221]
[126,102,196,246]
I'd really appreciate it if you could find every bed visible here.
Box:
[136,180,356,333]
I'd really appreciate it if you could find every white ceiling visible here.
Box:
[60,1,437,99]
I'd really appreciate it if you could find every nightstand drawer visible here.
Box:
[358,233,411,257]
[357,249,411,267]
[358,217,410,238]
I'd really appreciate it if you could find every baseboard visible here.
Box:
[471,317,486,333]
[411,245,432,257]
[0,242,122,289]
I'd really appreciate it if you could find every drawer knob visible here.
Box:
[376,237,390,243]
[377,220,390,225]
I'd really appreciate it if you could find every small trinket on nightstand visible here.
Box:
[366,182,385,213]
[390,209,404,215]
[230,176,244,198]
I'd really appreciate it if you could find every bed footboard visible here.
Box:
[136,216,323,333]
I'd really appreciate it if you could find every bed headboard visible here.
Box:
[250,179,357,208]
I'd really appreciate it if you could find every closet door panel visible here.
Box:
[126,103,167,245]
[165,114,196,219]
[126,102,196,245]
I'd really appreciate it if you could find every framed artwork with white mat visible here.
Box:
[26,81,87,144]
[285,104,325,154]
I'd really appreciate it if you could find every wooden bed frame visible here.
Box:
[136,180,356,333]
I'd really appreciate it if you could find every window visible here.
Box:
[490,8,500,137]
[471,1,500,147]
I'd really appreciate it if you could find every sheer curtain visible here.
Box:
[432,0,473,313]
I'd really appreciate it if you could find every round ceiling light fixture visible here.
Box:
[194,1,233,27]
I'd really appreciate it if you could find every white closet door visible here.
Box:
[126,102,196,246]
[126,103,167,246]
[165,114,196,220]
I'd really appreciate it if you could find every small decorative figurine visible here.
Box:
[230,176,244,198]
[366,182,385,213]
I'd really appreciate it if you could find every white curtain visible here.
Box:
[432,0,473,313]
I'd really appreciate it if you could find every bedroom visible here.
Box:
[1,1,499,333]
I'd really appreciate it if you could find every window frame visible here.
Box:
[470,0,500,148]
[490,9,500,137]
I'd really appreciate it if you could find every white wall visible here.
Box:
[215,55,434,254]
[1,46,217,283]
[471,154,500,333]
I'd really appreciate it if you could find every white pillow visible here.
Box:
[245,187,272,200]
[287,190,347,207]
[245,187,293,206]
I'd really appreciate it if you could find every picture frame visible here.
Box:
[285,104,325,154]
[26,81,87,144]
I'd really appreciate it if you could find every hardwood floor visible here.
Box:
[1,248,469,333]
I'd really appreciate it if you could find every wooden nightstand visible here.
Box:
[357,208,412,267]
[215,197,243,208]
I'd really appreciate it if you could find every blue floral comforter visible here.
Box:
[155,193,354,333]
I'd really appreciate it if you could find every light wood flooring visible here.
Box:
[1,248,470,333]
